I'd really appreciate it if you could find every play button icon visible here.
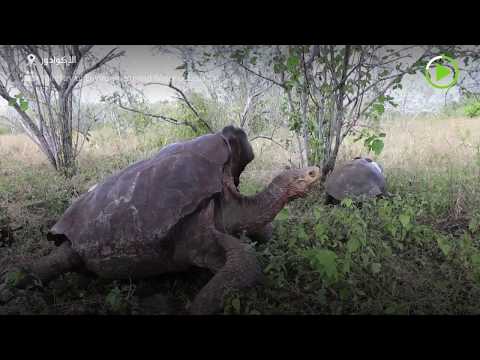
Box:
[435,64,451,82]
[425,55,459,89]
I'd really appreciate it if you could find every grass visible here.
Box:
[1,116,480,314]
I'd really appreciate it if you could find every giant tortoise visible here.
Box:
[3,126,320,314]
[325,156,388,205]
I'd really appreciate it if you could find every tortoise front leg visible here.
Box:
[189,230,263,315]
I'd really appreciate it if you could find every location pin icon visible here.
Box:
[27,54,36,66]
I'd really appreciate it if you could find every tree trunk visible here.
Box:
[300,86,310,166]
[58,91,76,177]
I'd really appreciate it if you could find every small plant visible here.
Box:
[464,100,480,118]
[303,248,339,284]
[353,129,386,156]
[5,270,27,288]
[8,94,29,112]
[105,282,134,314]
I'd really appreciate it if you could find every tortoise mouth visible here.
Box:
[287,166,321,199]
[303,166,321,185]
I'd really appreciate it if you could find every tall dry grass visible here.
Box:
[339,117,480,173]
[1,116,480,183]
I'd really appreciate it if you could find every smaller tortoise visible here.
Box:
[325,156,388,205]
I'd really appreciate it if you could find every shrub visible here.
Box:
[464,101,480,118]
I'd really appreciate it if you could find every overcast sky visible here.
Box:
[0,45,189,111]
[86,45,188,102]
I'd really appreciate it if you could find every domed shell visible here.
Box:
[325,157,387,201]
[48,132,234,263]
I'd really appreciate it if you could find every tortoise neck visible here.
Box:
[219,180,289,234]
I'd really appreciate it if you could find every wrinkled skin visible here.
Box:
[1,126,320,314]
[325,156,388,205]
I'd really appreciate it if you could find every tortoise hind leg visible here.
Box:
[189,230,263,315]
[7,241,83,289]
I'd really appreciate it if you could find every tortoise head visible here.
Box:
[221,125,254,187]
[272,166,321,200]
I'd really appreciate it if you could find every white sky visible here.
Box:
[85,45,188,103]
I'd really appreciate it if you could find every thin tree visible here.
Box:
[0,45,124,177]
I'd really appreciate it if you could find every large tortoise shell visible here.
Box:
[48,129,249,261]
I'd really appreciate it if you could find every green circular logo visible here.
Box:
[424,55,459,89]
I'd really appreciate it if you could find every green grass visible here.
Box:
[225,166,480,315]
[2,117,480,314]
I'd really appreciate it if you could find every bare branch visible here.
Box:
[114,97,199,133]
[237,62,285,89]
[249,135,289,151]
[144,80,214,133]
[65,48,125,96]
[239,83,272,128]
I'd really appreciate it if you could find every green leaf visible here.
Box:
[287,55,300,71]
[307,249,338,280]
[275,207,289,221]
[399,213,411,230]
[296,224,309,242]
[468,215,480,233]
[19,98,29,112]
[314,222,327,243]
[371,263,381,274]
[231,298,241,313]
[341,198,353,208]
[5,270,26,287]
[385,305,397,314]
[370,139,384,155]
[347,237,361,253]
[436,235,452,257]
[105,286,125,312]
[317,251,338,279]
[372,103,385,115]
[471,252,480,265]
[313,207,322,221]
[8,98,17,107]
